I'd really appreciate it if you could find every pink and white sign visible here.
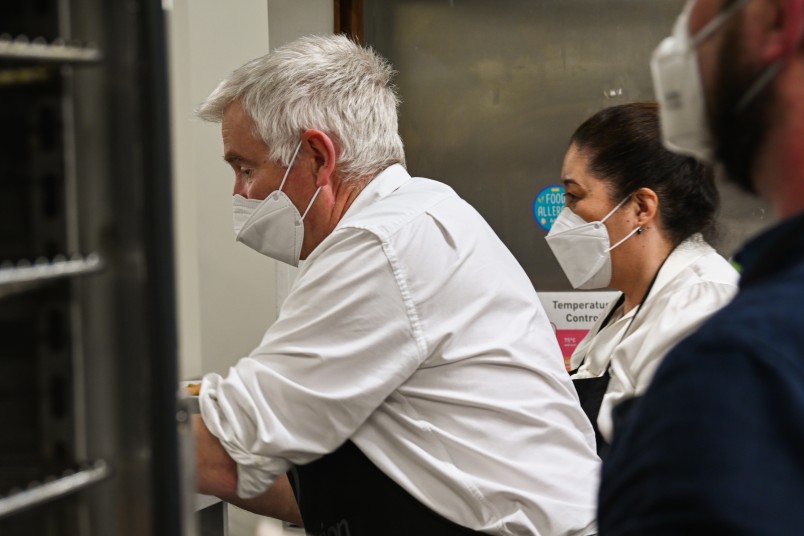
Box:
[537,291,618,371]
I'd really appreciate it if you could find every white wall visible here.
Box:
[167,1,332,534]
[168,0,334,378]
[168,0,276,381]
[268,0,334,49]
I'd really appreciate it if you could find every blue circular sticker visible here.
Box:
[533,184,565,232]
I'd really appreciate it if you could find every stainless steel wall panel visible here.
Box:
[365,0,772,289]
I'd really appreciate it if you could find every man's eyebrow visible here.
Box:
[223,151,248,164]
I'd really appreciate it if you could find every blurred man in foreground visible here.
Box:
[599,1,804,534]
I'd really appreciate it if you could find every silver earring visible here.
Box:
[636,227,645,234]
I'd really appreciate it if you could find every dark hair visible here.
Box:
[570,102,719,246]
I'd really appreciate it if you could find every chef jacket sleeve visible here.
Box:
[199,228,426,498]
[599,279,736,441]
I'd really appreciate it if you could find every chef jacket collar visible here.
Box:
[340,164,412,224]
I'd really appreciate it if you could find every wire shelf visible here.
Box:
[0,460,111,519]
[0,34,101,63]
[0,253,104,296]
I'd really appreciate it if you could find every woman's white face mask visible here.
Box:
[545,196,640,290]
[231,141,321,267]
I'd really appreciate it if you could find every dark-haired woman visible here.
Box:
[545,102,739,457]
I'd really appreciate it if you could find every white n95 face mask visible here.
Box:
[231,141,321,267]
[650,0,749,162]
[545,196,639,290]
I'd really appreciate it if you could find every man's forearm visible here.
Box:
[194,414,238,496]
[218,473,303,527]
[193,414,303,526]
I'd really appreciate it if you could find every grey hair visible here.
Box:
[197,34,406,181]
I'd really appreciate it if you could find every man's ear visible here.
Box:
[302,129,337,188]
[760,0,804,61]
[632,187,659,228]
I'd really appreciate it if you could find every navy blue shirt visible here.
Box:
[598,213,804,535]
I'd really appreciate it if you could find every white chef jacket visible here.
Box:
[570,234,739,442]
[200,164,600,536]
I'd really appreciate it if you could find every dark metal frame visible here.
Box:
[334,0,364,43]
[0,0,183,533]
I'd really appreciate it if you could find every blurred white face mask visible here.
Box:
[545,196,639,290]
[650,0,749,162]
[231,141,321,267]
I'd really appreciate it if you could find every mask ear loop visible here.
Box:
[277,141,303,192]
[606,225,643,252]
[300,188,322,221]
[277,140,320,222]
[601,193,641,252]
[691,0,749,47]
[737,59,784,110]
[599,195,633,224]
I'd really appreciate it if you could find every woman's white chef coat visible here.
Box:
[200,165,600,536]
[570,234,739,442]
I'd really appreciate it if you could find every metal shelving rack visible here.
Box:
[0,460,110,520]
[0,249,109,522]
[0,34,101,63]
[0,9,112,530]
[0,1,183,535]
[0,254,103,297]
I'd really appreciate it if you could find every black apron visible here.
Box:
[572,373,613,457]
[288,440,486,536]
[571,296,624,458]
[571,259,663,460]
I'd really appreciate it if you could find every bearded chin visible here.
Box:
[709,29,775,195]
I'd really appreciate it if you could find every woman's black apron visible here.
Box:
[571,372,613,457]
[288,440,485,536]
[572,259,666,458]
[571,296,624,458]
